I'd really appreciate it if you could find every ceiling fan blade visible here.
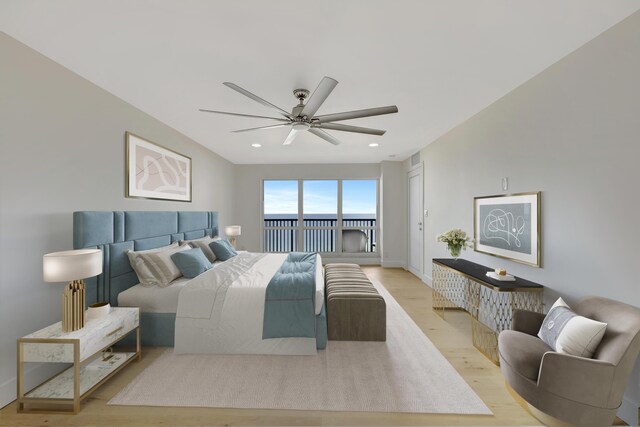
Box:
[300,76,338,119]
[282,127,304,145]
[199,109,289,122]
[314,122,385,136]
[223,82,292,119]
[232,123,291,133]
[314,105,398,123]
[308,128,342,146]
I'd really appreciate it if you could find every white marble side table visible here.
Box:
[17,307,140,414]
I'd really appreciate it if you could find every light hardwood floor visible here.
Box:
[0,267,545,426]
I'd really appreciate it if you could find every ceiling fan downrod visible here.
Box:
[292,89,310,118]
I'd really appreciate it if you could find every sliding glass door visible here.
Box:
[303,180,338,252]
[262,179,378,256]
[342,180,377,254]
[263,180,299,252]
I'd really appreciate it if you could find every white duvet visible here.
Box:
[174,253,323,355]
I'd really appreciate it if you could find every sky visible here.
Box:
[264,180,377,215]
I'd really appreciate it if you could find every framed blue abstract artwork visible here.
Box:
[473,192,541,267]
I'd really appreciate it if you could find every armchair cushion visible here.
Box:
[498,330,552,381]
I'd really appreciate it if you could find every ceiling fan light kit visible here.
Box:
[200,76,398,146]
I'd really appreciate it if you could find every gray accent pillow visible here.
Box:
[538,298,607,358]
[538,304,576,349]
[126,242,190,287]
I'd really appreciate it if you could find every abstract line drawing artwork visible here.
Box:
[474,193,540,267]
[480,204,531,255]
[126,132,192,202]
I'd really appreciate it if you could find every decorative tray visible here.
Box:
[486,272,516,281]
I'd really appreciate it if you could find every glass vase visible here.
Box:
[449,244,462,259]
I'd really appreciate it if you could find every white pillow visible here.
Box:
[126,242,190,287]
[538,297,607,358]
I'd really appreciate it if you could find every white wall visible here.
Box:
[234,163,391,262]
[408,11,640,423]
[380,161,407,268]
[0,33,236,408]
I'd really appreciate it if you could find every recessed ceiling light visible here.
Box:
[368,143,379,147]
[389,154,396,158]
[251,143,262,148]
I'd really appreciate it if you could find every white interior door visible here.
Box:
[407,167,423,278]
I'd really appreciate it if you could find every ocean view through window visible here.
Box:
[263,179,378,254]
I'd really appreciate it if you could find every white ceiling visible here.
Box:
[2,1,639,164]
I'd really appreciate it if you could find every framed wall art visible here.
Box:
[126,132,192,202]
[473,192,541,267]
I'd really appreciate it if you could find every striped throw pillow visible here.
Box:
[127,243,190,287]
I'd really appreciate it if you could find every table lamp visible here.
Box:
[224,225,241,248]
[43,249,103,332]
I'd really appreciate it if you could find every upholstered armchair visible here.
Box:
[498,296,640,427]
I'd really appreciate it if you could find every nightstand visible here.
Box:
[17,307,140,414]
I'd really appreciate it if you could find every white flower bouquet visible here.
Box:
[436,228,473,258]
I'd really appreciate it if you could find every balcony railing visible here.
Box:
[263,217,376,253]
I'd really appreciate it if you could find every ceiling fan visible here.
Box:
[199,76,398,146]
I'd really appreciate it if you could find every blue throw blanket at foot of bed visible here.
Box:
[263,252,317,340]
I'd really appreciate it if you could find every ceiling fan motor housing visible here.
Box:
[292,121,311,130]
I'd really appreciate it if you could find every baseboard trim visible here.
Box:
[381,259,406,268]
[0,362,66,409]
[422,274,432,287]
[617,394,639,426]
[0,378,15,410]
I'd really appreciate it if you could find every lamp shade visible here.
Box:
[43,249,103,282]
[224,225,241,237]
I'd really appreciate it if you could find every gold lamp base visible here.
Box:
[62,280,85,332]
[229,237,237,248]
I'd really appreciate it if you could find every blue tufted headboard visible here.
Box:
[73,211,218,305]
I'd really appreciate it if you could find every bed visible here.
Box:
[73,211,327,354]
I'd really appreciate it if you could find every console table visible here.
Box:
[432,259,543,365]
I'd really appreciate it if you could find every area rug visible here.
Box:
[109,280,492,415]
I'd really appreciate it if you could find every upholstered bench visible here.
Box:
[325,263,386,341]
